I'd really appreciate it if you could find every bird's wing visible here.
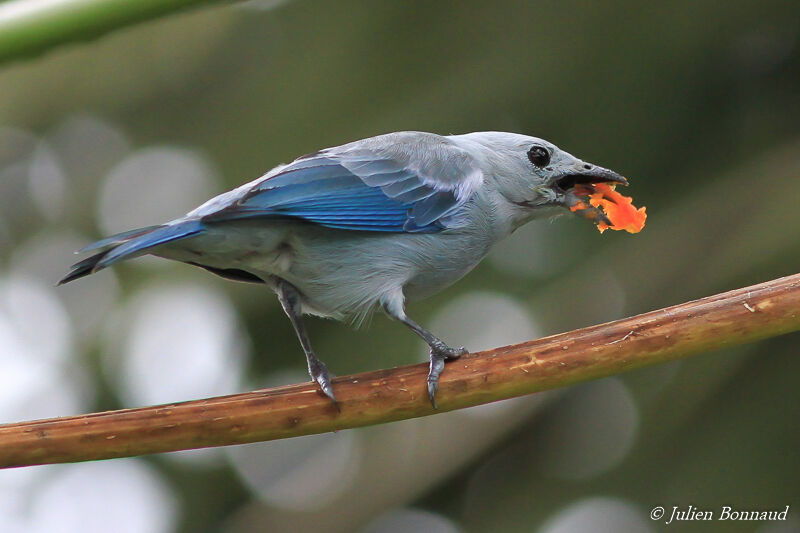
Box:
[199,132,483,232]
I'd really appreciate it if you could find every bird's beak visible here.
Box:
[549,164,628,192]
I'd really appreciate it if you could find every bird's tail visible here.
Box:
[58,220,205,285]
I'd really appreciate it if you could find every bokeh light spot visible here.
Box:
[27,460,178,533]
[362,508,462,533]
[98,147,217,234]
[227,428,360,512]
[535,378,639,480]
[103,282,249,406]
[538,497,653,533]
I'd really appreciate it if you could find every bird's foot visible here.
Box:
[308,357,338,409]
[427,342,468,409]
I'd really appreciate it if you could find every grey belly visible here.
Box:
[160,220,493,319]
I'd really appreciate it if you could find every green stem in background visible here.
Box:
[1,272,799,468]
[0,0,228,64]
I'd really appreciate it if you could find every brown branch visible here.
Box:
[2,273,800,468]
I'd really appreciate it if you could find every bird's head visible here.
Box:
[452,132,639,231]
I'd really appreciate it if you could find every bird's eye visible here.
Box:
[527,146,550,167]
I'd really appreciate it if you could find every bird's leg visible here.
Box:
[382,301,468,409]
[275,280,337,405]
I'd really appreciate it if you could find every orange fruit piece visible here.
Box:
[570,183,646,234]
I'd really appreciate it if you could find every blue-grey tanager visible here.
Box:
[61,131,629,407]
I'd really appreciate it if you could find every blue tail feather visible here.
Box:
[78,225,162,253]
[59,220,205,285]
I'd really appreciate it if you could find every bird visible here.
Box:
[60,131,630,408]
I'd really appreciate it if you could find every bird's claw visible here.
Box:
[308,358,339,409]
[427,344,468,409]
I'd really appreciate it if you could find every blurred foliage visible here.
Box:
[0,1,799,532]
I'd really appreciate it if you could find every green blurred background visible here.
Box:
[0,1,798,532]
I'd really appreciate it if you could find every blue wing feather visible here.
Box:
[202,155,468,233]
